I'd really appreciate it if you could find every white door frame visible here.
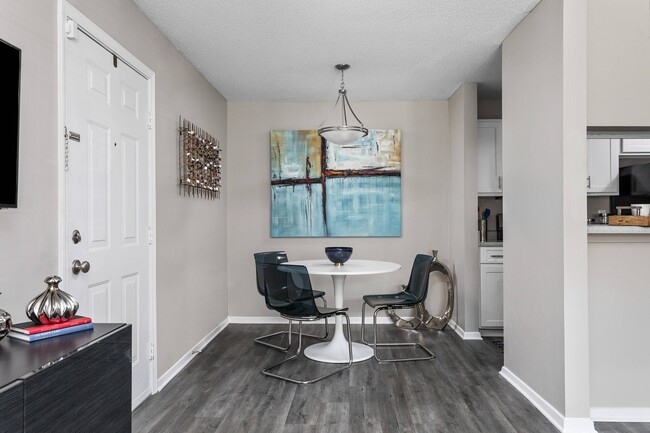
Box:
[56,1,158,407]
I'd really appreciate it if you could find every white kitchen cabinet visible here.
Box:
[587,138,619,196]
[480,247,503,329]
[621,138,650,154]
[477,120,502,196]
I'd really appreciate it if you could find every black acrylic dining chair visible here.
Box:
[261,262,352,384]
[360,253,436,363]
[253,251,328,352]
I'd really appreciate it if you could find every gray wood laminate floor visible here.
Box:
[133,324,650,433]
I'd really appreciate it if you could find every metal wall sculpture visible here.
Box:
[179,116,222,199]
[387,250,455,330]
[270,129,401,237]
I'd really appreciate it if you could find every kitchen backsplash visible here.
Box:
[478,196,503,241]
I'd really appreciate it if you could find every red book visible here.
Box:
[10,316,92,335]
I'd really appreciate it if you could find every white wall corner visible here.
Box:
[562,418,596,433]
[591,407,650,423]
[499,366,564,431]
[448,319,483,340]
[157,317,229,392]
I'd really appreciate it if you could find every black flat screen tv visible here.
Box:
[0,38,21,208]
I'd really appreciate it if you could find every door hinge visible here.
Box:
[148,226,153,245]
[147,112,152,130]
[149,342,155,360]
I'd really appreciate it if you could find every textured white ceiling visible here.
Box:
[132,0,540,101]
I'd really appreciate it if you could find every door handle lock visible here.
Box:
[72,259,90,275]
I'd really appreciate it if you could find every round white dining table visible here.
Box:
[284,259,401,363]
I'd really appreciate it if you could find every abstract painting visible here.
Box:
[270,129,401,237]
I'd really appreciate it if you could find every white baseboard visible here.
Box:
[132,386,152,410]
[448,319,483,340]
[563,418,597,433]
[500,366,565,431]
[157,317,229,392]
[228,315,394,325]
[591,407,650,422]
[499,367,598,433]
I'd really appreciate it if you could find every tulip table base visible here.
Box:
[304,340,373,363]
[283,260,401,364]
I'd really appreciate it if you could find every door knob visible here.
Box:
[72,259,90,275]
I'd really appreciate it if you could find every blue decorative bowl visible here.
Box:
[325,247,353,266]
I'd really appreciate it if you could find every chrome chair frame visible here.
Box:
[360,254,436,363]
[261,263,352,384]
[254,251,329,352]
[263,311,352,385]
[361,302,435,363]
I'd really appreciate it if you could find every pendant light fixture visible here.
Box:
[318,64,368,145]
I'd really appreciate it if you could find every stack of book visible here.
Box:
[8,316,94,342]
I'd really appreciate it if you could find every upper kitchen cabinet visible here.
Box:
[620,138,650,155]
[588,0,650,126]
[587,138,619,195]
[477,119,502,196]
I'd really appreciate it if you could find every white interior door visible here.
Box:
[64,19,153,407]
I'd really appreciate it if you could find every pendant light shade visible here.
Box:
[318,64,368,145]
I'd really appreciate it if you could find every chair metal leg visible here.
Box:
[254,299,329,352]
[254,320,294,352]
[262,313,352,384]
[319,297,329,340]
[361,301,370,345]
[363,301,435,363]
[371,307,435,363]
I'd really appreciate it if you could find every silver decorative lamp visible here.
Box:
[318,64,368,145]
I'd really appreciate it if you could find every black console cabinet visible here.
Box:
[0,323,131,433]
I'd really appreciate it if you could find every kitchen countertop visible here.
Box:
[587,224,650,234]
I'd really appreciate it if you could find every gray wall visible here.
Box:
[448,83,480,333]
[588,236,650,410]
[586,0,650,412]
[502,0,590,419]
[587,0,650,126]
[226,101,450,318]
[0,1,59,323]
[502,0,567,414]
[0,0,229,377]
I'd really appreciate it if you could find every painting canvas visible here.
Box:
[270,129,401,237]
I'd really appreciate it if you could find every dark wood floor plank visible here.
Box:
[133,324,650,433]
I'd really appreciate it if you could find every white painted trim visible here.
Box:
[157,318,229,392]
[563,418,597,433]
[146,73,158,396]
[500,367,598,432]
[56,1,67,281]
[132,385,153,410]
[500,366,564,431]
[591,407,650,423]
[60,0,158,404]
[228,316,394,325]
[448,319,483,340]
